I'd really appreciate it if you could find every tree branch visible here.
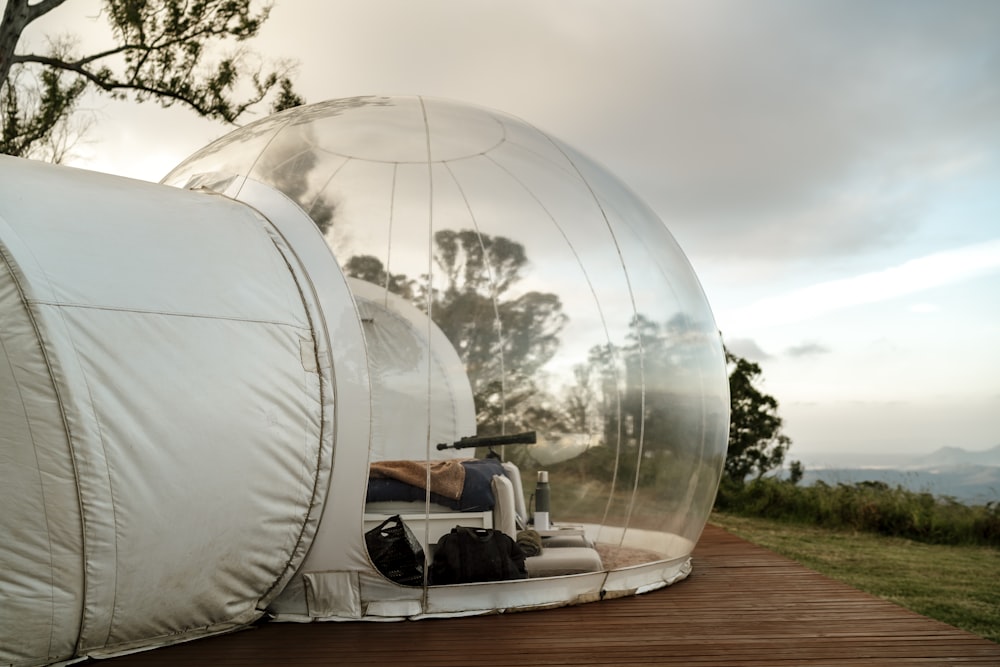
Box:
[12,52,250,121]
[69,17,246,67]
[2,0,301,158]
[25,0,73,24]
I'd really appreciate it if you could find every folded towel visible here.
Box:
[516,529,543,557]
[369,459,466,500]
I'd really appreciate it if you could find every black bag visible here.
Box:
[365,515,425,586]
[429,526,527,585]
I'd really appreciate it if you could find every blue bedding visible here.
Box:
[366,458,505,512]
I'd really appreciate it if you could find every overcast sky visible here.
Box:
[32,0,1000,466]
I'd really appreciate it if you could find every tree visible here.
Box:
[724,348,795,484]
[1,0,302,161]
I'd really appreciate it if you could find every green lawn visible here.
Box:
[710,512,1000,643]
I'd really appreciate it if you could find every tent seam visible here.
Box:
[254,226,331,605]
[536,133,646,547]
[0,234,91,658]
[0,248,61,661]
[23,300,311,329]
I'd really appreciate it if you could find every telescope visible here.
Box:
[436,431,537,451]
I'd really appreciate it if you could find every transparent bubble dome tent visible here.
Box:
[0,95,728,665]
[163,95,729,615]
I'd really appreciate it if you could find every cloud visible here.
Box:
[41,0,1000,270]
[725,239,1000,329]
[602,2,1000,261]
[786,342,831,358]
[724,337,772,361]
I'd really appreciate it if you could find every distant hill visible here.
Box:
[906,444,1000,470]
[798,444,1000,505]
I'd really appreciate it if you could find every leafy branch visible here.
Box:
[0,0,303,160]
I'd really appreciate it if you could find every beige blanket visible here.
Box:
[369,459,466,500]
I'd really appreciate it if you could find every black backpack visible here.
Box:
[429,526,528,585]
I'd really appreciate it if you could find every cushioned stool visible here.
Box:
[525,547,604,577]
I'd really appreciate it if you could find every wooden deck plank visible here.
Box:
[98,524,1000,666]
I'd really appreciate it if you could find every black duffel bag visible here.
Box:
[365,515,425,586]
[429,526,527,585]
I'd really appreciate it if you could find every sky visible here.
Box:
[24,0,1000,467]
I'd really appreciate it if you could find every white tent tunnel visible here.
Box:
[0,156,350,666]
[164,95,730,602]
[0,95,727,665]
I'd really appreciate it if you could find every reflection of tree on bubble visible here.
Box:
[343,255,416,301]
[342,225,726,518]
[552,312,727,492]
[344,229,566,435]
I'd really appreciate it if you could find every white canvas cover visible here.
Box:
[0,157,343,666]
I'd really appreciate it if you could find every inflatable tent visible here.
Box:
[1,96,729,666]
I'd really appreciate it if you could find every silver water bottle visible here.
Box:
[534,470,550,530]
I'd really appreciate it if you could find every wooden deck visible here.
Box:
[100,525,1000,666]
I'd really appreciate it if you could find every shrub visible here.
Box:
[715,477,1000,547]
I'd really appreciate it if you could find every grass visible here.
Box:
[710,511,1000,644]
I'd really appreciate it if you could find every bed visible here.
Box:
[364,458,506,548]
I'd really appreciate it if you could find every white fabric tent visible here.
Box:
[0,157,359,665]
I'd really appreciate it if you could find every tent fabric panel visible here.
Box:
[0,247,83,667]
[303,572,362,618]
[600,556,692,597]
[251,219,338,611]
[0,210,117,657]
[343,570,607,620]
[0,158,338,660]
[419,572,606,617]
[228,179,375,618]
[34,302,121,654]
[356,572,423,617]
[48,304,322,648]
[292,562,689,622]
[0,158,304,325]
